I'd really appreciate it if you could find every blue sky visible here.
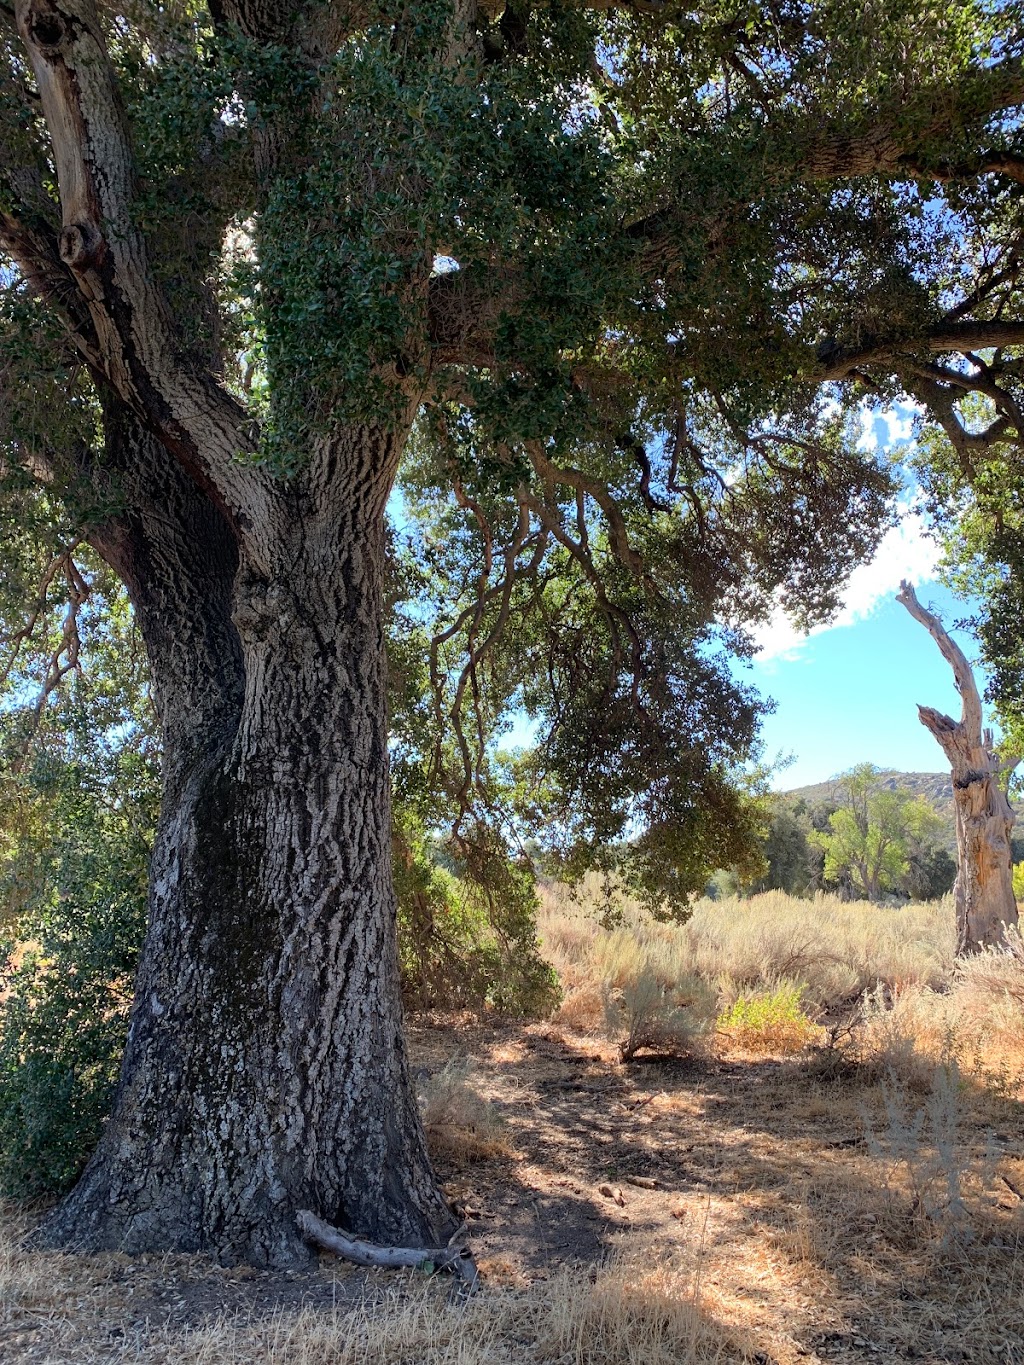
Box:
[744,580,976,790]
[447,405,991,790]
[742,407,984,790]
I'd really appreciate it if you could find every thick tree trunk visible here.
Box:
[15,3,453,1269]
[896,581,1018,951]
[40,423,455,1267]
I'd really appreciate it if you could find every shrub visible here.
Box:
[0,692,157,1195]
[603,967,716,1062]
[0,764,150,1196]
[957,924,1024,1008]
[718,982,818,1055]
[418,1059,512,1165]
[395,811,559,1017]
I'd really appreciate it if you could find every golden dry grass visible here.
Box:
[5,887,1024,1363]
[150,1260,751,1365]
[540,879,957,1024]
[4,1010,1024,1364]
[419,1058,516,1165]
[0,1215,753,1364]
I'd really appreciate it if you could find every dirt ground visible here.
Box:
[413,1019,1024,1364]
[3,1018,1024,1363]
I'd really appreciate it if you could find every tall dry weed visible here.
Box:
[418,1059,511,1165]
[861,1059,973,1246]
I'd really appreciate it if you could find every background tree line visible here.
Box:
[738,763,961,904]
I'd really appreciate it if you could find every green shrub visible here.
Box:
[0,746,152,1196]
[394,810,559,1017]
[0,926,140,1196]
[718,982,819,1055]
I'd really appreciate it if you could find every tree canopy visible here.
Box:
[5,0,1024,901]
[809,764,944,902]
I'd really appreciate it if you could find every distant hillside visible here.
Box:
[784,770,954,818]
[782,771,957,851]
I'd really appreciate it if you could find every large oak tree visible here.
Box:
[2,0,1022,1265]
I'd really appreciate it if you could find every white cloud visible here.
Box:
[751,504,941,663]
[750,400,931,664]
[856,400,918,453]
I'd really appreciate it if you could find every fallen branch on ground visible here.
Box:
[296,1209,480,1291]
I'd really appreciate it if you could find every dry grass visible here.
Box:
[540,880,956,1024]
[0,1215,752,1365]
[841,935,1024,1099]
[5,1005,1024,1364]
[419,1059,514,1165]
[149,1259,750,1365]
[542,877,1024,1091]
[6,886,1024,1363]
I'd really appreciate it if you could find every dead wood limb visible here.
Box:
[896,578,1018,949]
[296,1210,480,1291]
[896,579,982,742]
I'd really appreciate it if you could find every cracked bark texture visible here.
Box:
[896,581,1019,951]
[40,416,453,1266]
[10,0,454,1265]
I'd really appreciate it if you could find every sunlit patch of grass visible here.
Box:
[539,882,956,1025]
[418,1058,513,1166]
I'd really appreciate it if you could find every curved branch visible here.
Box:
[296,1209,479,1291]
[428,494,547,805]
[525,443,646,577]
[14,0,267,523]
[896,579,982,745]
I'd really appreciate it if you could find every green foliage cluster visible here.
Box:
[393,808,558,1015]
[718,982,817,1055]
[749,765,956,902]
[810,765,945,902]
[0,555,157,1196]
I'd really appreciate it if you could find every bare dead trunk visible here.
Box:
[951,772,1017,948]
[40,423,455,1267]
[896,581,1018,951]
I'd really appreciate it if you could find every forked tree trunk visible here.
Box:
[40,421,455,1267]
[896,581,1018,951]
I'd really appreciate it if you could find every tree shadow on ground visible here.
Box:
[412,1019,1024,1362]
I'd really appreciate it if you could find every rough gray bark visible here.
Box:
[9,3,454,1266]
[87,402,244,772]
[896,580,1018,951]
[37,419,455,1267]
